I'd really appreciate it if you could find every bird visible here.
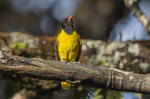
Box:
[55,16,81,89]
[109,0,150,42]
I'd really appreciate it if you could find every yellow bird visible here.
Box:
[55,16,81,89]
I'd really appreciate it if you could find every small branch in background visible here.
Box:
[0,51,150,94]
[123,0,139,8]
[123,0,150,33]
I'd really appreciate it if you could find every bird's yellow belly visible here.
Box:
[58,33,79,62]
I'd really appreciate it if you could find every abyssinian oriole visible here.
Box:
[55,16,81,89]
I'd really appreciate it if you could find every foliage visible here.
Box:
[10,42,27,49]
[92,89,123,99]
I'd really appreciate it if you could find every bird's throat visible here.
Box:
[64,24,74,34]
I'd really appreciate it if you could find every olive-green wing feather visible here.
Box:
[55,40,60,61]
[75,39,82,62]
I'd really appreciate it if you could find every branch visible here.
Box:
[0,51,150,94]
[0,32,150,72]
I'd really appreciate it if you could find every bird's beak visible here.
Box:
[67,16,73,22]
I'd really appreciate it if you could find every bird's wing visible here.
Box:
[55,40,60,61]
[75,36,82,62]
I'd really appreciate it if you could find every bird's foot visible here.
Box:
[61,60,67,63]
[74,61,80,64]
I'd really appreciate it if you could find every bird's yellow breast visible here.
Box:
[56,29,80,62]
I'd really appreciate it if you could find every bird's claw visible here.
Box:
[61,60,67,63]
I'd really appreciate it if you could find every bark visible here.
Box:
[0,51,150,94]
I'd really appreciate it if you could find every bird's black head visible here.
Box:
[62,16,75,34]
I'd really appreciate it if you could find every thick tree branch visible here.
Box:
[0,51,150,94]
[0,32,150,72]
